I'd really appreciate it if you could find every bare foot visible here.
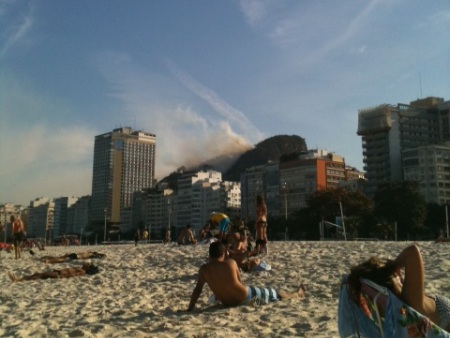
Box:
[298,283,307,298]
[8,272,18,282]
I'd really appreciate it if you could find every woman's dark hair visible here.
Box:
[256,195,265,206]
[348,256,397,303]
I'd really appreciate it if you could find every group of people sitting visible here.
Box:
[175,214,269,273]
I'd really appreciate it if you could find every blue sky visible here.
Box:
[1,0,449,205]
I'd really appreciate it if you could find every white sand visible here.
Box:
[1,241,449,337]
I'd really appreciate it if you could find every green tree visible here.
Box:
[373,181,427,240]
[297,187,373,240]
[425,203,447,238]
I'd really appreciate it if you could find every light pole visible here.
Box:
[283,182,288,241]
[104,208,107,243]
[339,202,347,241]
[167,199,171,232]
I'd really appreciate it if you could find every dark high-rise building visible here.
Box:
[90,127,156,229]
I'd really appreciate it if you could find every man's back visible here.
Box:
[200,259,247,306]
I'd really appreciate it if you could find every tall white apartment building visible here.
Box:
[52,196,79,239]
[403,143,450,205]
[90,127,156,233]
[28,197,54,240]
[357,97,446,196]
[67,195,91,237]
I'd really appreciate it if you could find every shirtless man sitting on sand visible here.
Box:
[187,242,306,311]
[40,251,105,264]
[9,263,99,282]
[178,225,197,245]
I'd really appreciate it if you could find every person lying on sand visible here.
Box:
[348,244,450,331]
[39,251,105,264]
[435,235,450,243]
[187,242,306,311]
[9,263,99,282]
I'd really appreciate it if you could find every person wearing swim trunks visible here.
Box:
[209,212,230,241]
[8,263,99,282]
[348,244,450,331]
[187,242,306,311]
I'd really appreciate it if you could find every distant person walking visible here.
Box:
[11,215,25,259]
[255,195,268,254]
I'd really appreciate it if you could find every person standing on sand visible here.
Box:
[187,242,306,311]
[10,215,25,259]
[255,195,268,254]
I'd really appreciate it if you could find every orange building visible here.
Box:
[279,150,346,214]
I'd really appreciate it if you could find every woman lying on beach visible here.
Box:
[9,262,100,282]
[39,251,106,264]
[348,244,450,331]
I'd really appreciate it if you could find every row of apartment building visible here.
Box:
[1,148,363,241]
[5,95,450,242]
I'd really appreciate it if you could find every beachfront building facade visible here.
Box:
[279,149,347,215]
[403,143,450,205]
[133,187,175,240]
[66,195,91,239]
[240,163,280,223]
[28,197,55,241]
[52,196,79,240]
[240,149,351,223]
[90,127,156,234]
[357,96,450,197]
[173,169,240,234]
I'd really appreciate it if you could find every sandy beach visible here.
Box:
[1,241,449,337]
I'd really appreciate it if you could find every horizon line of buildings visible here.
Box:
[1,148,364,241]
[3,94,450,242]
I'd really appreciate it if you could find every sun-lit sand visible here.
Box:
[1,241,449,337]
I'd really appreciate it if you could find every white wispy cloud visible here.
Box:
[93,52,257,179]
[0,4,34,57]
[0,69,97,204]
[166,61,265,142]
[238,0,269,28]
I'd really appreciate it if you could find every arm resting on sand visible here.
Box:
[187,271,206,311]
